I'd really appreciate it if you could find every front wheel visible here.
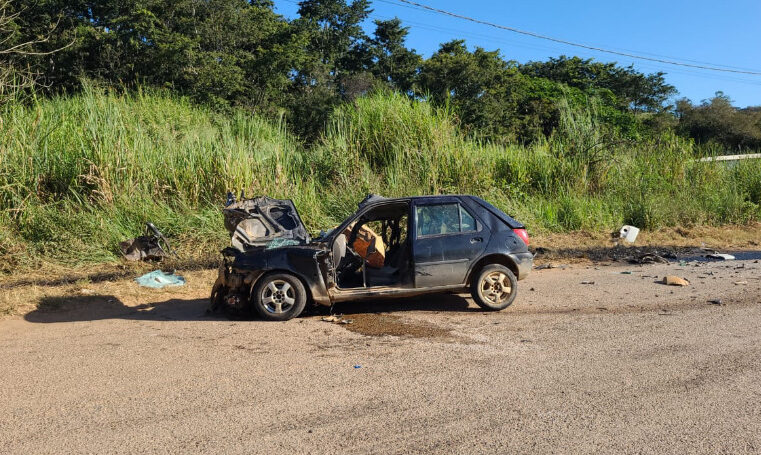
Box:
[471,264,518,311]
[252,273,307,321]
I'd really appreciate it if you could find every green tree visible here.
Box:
[417,40,576,142]
[368,18,421,93]
[8,0,302,111]
[295,0,371,78]
[676,93,761,151]
[521,56,677,112]
[288,0,373,139]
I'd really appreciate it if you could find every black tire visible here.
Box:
[470,264,518,311]
[251,273,307,321]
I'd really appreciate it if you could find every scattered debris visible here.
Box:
[628,253,669,265]
[662,276,690,286]
[534,263,566,270]
[619,225,640,243]
[120,222,177,262]
[705,253,735,261]
[321,314,354,325]
[708,299,723,306]
[581,280,595,285]
[135,270,186,288]
[353,365,362,369]
[734,281,749,286]
[621,271,633,275]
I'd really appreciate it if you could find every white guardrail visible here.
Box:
[698,153,761,162]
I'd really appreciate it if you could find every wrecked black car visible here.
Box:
[212,194,533,321]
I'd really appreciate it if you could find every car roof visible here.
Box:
[355,194,524,229]
[358,194,473,207]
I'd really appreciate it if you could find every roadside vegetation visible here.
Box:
[2,0,760,269]
[2,87,759,269]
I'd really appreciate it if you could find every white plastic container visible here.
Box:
[619,225,640,243]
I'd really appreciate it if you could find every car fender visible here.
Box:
[466,253,520,284]
[233,247,331,306]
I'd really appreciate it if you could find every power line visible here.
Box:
[391,0,761,76]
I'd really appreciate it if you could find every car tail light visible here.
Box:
[513,228,530,246]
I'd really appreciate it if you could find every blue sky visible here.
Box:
[274,0,761,107]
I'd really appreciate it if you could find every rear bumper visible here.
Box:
[509,252,534,280]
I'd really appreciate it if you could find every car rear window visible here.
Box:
[470,196,524,229]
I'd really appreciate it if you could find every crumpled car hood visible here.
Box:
[223,196,310,251]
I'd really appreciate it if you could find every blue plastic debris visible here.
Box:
[135,270,186,288]
[353,365,361,369]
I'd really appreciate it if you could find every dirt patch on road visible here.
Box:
[344,313,458,341]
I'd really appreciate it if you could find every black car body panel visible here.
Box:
[213,195,532,312]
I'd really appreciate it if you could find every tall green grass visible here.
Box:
[1,87,759,268]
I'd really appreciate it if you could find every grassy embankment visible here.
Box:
[2,87,760,270]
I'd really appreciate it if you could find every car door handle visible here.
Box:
[470,237,483,244]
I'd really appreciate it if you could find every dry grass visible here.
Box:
[1,269,217,319]
[534,222,761,252]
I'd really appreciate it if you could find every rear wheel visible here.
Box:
[471,264,518,311]
[252,273,307,321]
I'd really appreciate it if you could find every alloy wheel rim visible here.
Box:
[261,279,296,314]
[480,271,512,305]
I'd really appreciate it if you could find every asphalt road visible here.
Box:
[2,258,761,454]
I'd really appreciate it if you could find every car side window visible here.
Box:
[416,203,478,237]
[460,205,476,232]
